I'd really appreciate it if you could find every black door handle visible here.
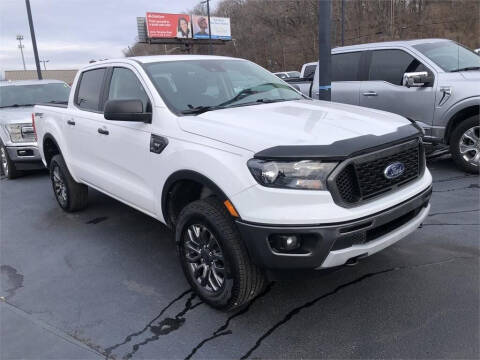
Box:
[97,128,109,135]
[67,120,75,125]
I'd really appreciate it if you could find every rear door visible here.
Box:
[359,49,436,124]
[67,67,108,180]
[330,51,363,105]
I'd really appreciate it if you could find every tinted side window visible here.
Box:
[332,52,362,81]
[107,68,149,111]
[75,68,106,111]
[303,64,317,79]
[368,50,417,85]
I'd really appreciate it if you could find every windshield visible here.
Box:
[413,41,480,72]
[144,59,303,114]
[0,83,70,108]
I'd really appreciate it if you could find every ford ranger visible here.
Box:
[289,39,480,173]
[34,55,432,310]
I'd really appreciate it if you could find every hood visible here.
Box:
[460,70,480,81]
[178,100,412,153]
[0,106,34,125]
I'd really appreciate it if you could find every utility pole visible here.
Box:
[40,59,49,70]
[16,35,26,70]
[318,0,332,101]
[201,0,213,55]
[341,0,345,46]
[25,0,42,80]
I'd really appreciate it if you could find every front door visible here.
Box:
[359,49,437,125]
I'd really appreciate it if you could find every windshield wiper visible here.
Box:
[0,104,35,108]
[46,100,68,104]
[217,82,292,108]
[450,66,480,72]
[181,105,225,115]
[181,97,298,115]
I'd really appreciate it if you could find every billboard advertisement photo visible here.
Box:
[192,15,231,40]
[146,12,191,38]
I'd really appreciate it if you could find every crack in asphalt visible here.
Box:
[122,293,202,359]
[184,282,275,360]
[238,256,476,360]
[433,183,479,193]
[104,289,192,359]
[428,209,480,217]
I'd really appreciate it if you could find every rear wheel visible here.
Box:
[176,197,265,311]
[0,142,21,179]
[450,116,480,174]
[49,154,88,212]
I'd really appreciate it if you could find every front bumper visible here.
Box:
[6,145,44,170]
[236,186,432,270]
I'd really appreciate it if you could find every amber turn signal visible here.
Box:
[224,200,239,217]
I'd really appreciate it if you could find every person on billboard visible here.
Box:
[177,17,191,38]
[195,16,209,36]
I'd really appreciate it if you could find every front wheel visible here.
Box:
[0,142,21,179]
[176,197,265,311]
[450,116,480,174]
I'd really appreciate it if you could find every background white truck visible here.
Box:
[34,55,432,310]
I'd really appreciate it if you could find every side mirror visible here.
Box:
[104,99,152,123]
[402,71,432,88]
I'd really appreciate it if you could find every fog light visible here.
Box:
[270,234,301,252]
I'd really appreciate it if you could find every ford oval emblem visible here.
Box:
[384,162,405,179]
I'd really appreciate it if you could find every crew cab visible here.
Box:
[289,39,480,173]
[34,55,432,310]
[0,80,70,178]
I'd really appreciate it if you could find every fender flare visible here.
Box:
[42,132,63,165]
[161,170,229,224]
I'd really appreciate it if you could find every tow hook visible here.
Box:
[345,253,368,267]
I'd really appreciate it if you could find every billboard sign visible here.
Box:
[192,15,231,40]
[146,12,192,38]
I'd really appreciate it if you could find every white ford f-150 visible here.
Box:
[34,55,432,310]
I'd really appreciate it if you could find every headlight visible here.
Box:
[247,159,337,190]
[5,123,35,143]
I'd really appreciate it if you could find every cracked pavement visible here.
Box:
[1,156,479,359]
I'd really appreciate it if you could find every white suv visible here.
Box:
[34,56,432,310]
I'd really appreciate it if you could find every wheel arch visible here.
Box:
[444,104,479,144]
[161,170,231,227]
[42,133,63,167]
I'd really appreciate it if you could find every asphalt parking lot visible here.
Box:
[1,156,479,360]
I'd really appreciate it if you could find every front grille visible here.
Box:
[330,139,424,206]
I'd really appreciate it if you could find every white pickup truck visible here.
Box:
[34,55,432,310]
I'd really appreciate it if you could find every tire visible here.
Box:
[175,197,265,311]
[49,154,88,212]
[449,115,480,174]
[0,142,21,179]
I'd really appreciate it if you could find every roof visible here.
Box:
[0,79,67,87]
[4,70,77,85]
[333,38,451,52]
[90,55,241,66]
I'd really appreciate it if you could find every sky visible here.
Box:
[0,0,201,72]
